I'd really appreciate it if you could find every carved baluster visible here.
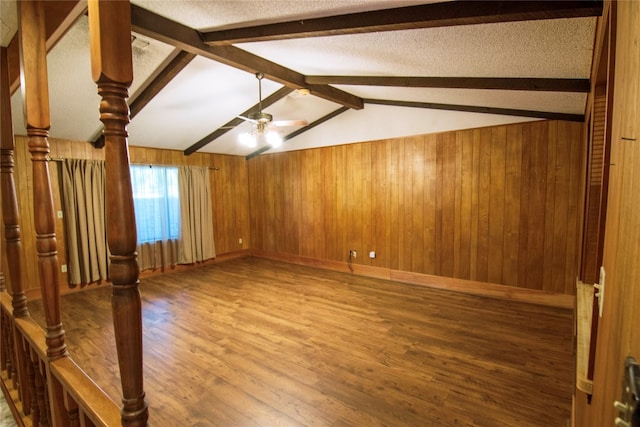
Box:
[27,349,41,426]
[0,311,5,371]
[9,330,17,389]
[34,358,49,426]
[16,336,31,416]
[1,43,32,417]
[87,1,148,425]
[63,391,80,427]
[0,311,11,379]
[26,346,38,421]
[41,361,51,426]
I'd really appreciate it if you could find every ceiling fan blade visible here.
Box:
[271,119,308,127]
[237,115,257,124]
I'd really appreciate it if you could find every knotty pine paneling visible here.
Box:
[5,138,250,291]
[248,120,584,295]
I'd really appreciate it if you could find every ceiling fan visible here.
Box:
[238,72,308,148]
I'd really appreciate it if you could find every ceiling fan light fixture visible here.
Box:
[248,111,273,124]
[266,131,283,148]
[236,72,304,151]
[239,131,257,148]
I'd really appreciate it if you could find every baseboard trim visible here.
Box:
[24,250,253,301]
[250,250,575,310]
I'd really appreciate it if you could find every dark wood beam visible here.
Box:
[201,0,603,45]
[93,49,196,148]
[246,106,349,160]
[130,4,363,110]
[305,76,591,93]
[7,0,86,93]
[184,86,294,155]
[364,99,584,122]
[129,49,196,118]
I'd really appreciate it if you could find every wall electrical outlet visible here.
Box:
[239,238,243,245]
[349,249,357,258]
[61,264,67,273]
[369,251,376,259]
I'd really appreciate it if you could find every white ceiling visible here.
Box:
[3,1,596,158]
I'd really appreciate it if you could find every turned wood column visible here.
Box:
[19,2,69,424]
[18,0,67,360]
[1,47,30,318]
[1,44,33,416]
[88,1,148,425]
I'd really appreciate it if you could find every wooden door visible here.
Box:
[586,1,640,426]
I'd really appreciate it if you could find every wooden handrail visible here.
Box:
[50,358,121,426]
[2,293,121,426]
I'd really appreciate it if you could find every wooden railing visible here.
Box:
[1,294,122,426]
[1,1,146,426]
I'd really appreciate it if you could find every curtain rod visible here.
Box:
[45,156,220,170]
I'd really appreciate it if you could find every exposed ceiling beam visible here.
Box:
[130,4,363,110]
[8,0,86,93]
[246,106,350,160]
[129,49,196,118]
[364,99,584,122]
[201,0,603,45]
[93,48,196,148]
[184,86,294,155]
[305,76,591,93]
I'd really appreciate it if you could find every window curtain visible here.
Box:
[178,166,215,264]
[130,165,180,271]
[61,159,108,286]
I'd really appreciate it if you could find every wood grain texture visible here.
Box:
[28,257,574,427]
[10,121,582,299]
[249,120,584,295]
[576,1,640,426]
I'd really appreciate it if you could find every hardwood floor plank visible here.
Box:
[28,258,573,426]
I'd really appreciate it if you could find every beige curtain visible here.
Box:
[137,240,179,272]
[178,166,215,263]
[61,159,108,286]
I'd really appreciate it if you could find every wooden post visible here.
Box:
[1,45,30,317]
[87,1,148,425]
[1,44,33,416]
[19,1,69,425]
[18,0,67,360]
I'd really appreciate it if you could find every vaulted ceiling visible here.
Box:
[1,1,600,158]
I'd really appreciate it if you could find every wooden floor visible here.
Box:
[28,257,573,426]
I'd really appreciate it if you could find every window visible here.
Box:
[130,165,180,244]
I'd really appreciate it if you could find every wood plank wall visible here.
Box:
[248,120,584,295]
[1,137,250,291]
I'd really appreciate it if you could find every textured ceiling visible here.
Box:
[133,0,431,30]
[0,0,17,47]
[239,18,596,78]
[5,1,597,158]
